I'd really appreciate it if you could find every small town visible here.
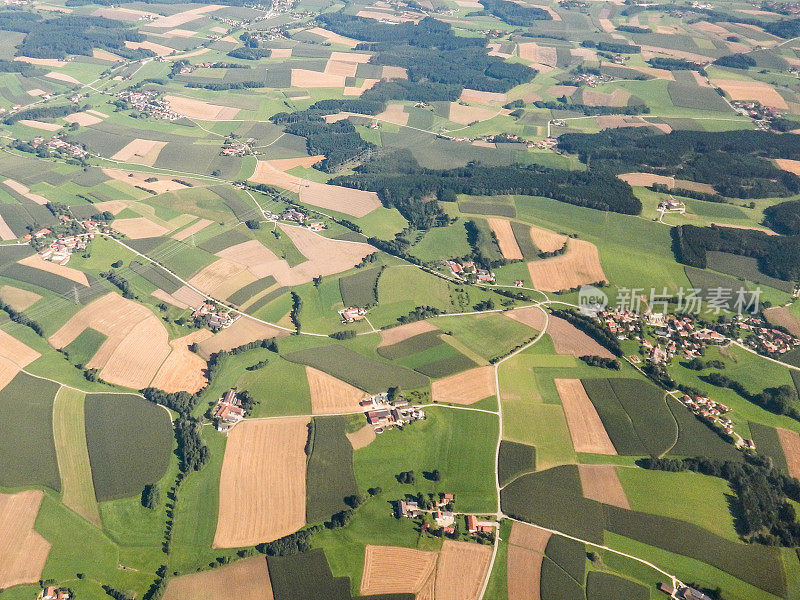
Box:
[115,89,182,120]
[30,136,88,159]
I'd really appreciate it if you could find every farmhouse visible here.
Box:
[213,389,246,431]
[194,303,239,329]
[41,587,70,600]
[397,500,420,518]
[364,392,424,432]
[658,198,685,213]
[340,306,366,323]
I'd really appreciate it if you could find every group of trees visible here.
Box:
[558,129,800,200]
[290,291,302,333]
[5,103,88,125]
[100,270,134,299]
[713,53,756,69]
[532,99,649,116]
[641,453,800,546]
[397,305,442,324]
[579,355,620,369]
[672,224,800,282]
[140,389,209,472]
[764,200,800,235]
[473,0,551,26]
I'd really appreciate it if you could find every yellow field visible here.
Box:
[52,387,100,525]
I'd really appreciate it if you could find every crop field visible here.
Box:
[431,365,495,405]
[83,393,172,501]
[705,251,795,294]
[339,266,381,308]
[266,549,355,600]
[586,572,648,600]
[577,464,629,510]
[306,416,359,524]
[554,379,617,455]
[498,440,537,487]
[163,556,273,600]
[0,372,60,490]
[778,428,800,480]
[749,421,790,473]
[539,555,584,600]
[62,327,107,367]
[0,490,51,589]
[545,535,585,586]
[435,541,493,600]
[430,313,535,362]
[665,397,743,462]
[360,545,438,596]
[285,345,429,393]
[52,387,100,525]
[377,330,443,360]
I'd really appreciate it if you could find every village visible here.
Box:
[115,89,182,121]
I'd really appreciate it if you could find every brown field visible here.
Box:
[171,285,206,308]
[546,85,577,98]
[507,545,543,600]
[434,541,492,600]
[570,47,598,60]
[376,103,409,126]
[14,56,66,67]
[693,20,728,34]
[555,379,617,455]
[102,169,189,194]
[344,78,379,96]
[528,224,567,253]
[0,285,40,311]
[578,464,630,508]
[94,200,126,215]
[517,42,558,70]
[509,520,550,553]
[49,292,171,389]
[581,88,631,107]
[488,218,523,260]
[125,40,174,56]
[151,288,188,309]
[149,4,222,28]
[550,316,615,358]
[527,238,607,292]
[92,6,156,20]
[764,307,800,337]
[324,59,358,78]
[307,26,359,48]
[150,330,212,393]
[172,218,213,241]
[329,51,373,64]
[214,417,310,548]
[347,424,377,450]
[169,48,212,60]
[249,161,381,217]
[268,155,325,170]
[454,0,482,5]
[472,140,496,149]
[691,70,712,87]
[163,556,273,600]
[381,65,408,80]
[291,69,346,88]
[280,224,377,281]
[216,240,285,278]
[356,9,421,22]
[448,103,498,125]
[0,490,51,589]
[112,216,171,239]
[27,88,45,97]
[378,320,438,347]
[196,317,289,358]
[460,89,507,104]
[673,178,716,194]
[0,358,21,393]
[3,178,48,204]
[711,79,788,109]
[18,253,88,286]
[431,365,495,405]
[271,47,292,58]
[778,428,800,480]
[307,366,366,414]
[640,45,713,63]
[361,545,438,595]
[0,329,40,368]
[530,3,561,19]
[215,270,259,301]
[776,158,800,175]
[164,95,240,120]
[505,305,546,331]
[188,259,246,295]
[110,138,167,166]
[17,119,62,131]
[164,28,197,38]
[63,111,104,126]
[618,172,675,187]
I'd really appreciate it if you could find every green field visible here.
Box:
[497,440,537,487]
[585,572,648,600]
[63,328,107,368]
[338,267,382,308]
[84,394,172,501]
[306,416,359,525]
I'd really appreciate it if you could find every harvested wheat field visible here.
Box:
[44,72,78,84]
[17,119,62,131]
[361,545,438,596]
[150,330,213,393]
[324,59,358,77]
[344,79,379,96]
[94,200,126,215]
[26,88,45,97]
[149,4,221,27]
[110,138,167,166]
[581,88,631,107]
[102,169,188,194]
[307,26,359,48]
[63,111,104,126]
[460,89,507,104]
[778,428,800,480]
[92,6,156,20]
[431,365,495,405]
[216,240,284,279]
[214,417,310,547]
[163,556,273,600]
[378,320,438,347]
[0,329,40,374]
[267,155,325,170]
[0,358,21,393]
[640,45,712,63]
[173,218,213,241]
[271,47,292,58]
[151,288,188,309]
[376,103,409,126]
[0,215,14,241]
[112,216,170,239]
[307,366,366,414]
[3,179,48,204]
[18,254,88,286]
[171,285,206,308]
[527,238,607,292]
[164,95,240,120]
[776,159,800,176]
[14,56,66,67]
[578,464,629,508]
[517,42,558,71]
[448,103,498,125]
[0,285,41,311]
[507,544,544,600]
[555,379,617,455]
[188,259,246,295]
[197,317,289,358]
[0,490,51,589]
[249,161,381,217]
[711,79,788,109]
[291,69,346,88]
[550,316,614,358]
[330,51,372,63]
[618,172,675,187]
[505,305,546,331]
[509,520,551,553]
[125,40,175,56]
[381,65,408,79]
[279,224,376,283]
[347,424,376,450]
[434,541,492,600]
[488,218,523,260]
[528,225,567,254]
[765,307,800,337]
[49,292,171,389]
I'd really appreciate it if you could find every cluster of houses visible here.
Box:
[731,101,784,130]
[446,260,495,283]
[676,392,749,444]
[571,72,614,87]
[339,306,367,323]
[658,198,686,214]
[396,497,495,537]
[220,138,254,156]
[31,136,88,159]
[531,136,558,150]
[35,233,89,266]
[741,315,800,356]
[193,302,239,329]
[174,61,225,75]
[40,587,70,600]
[213,389,246,432]
[116,89,182,120]
[362,392,425,433]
